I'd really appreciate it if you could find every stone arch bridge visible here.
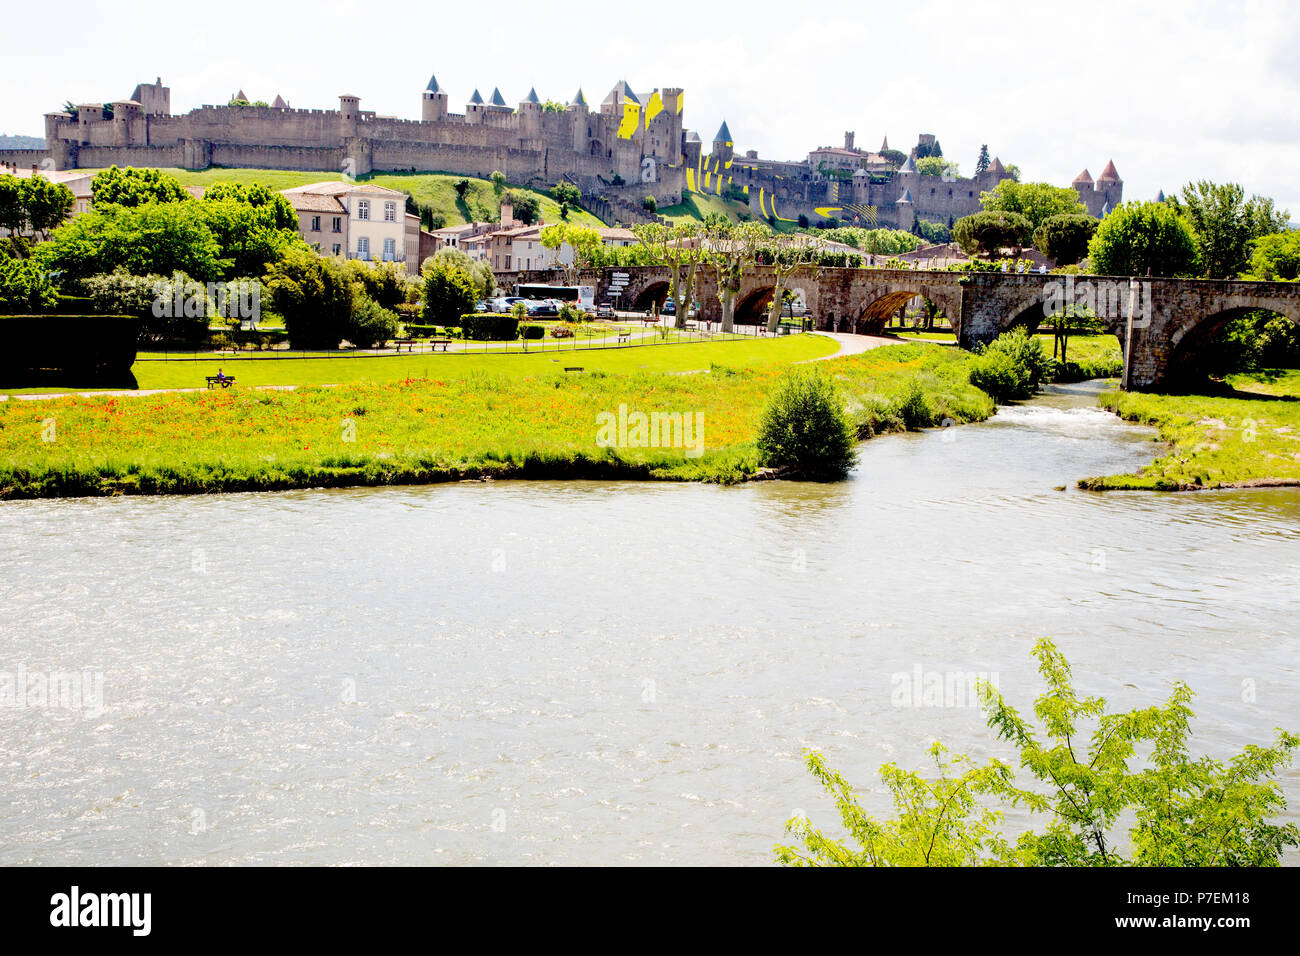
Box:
[552,265,1300,391]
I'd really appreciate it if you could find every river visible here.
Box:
[1,381,1297,865]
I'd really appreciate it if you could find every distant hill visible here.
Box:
[0,134,44,149]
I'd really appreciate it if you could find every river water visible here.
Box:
[2,381,1297,865]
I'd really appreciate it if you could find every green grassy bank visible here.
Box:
[1082,369,1300,491]
[0,343,993,499]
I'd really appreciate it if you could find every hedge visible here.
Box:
[460,313,519,341]
[519,324,545,340]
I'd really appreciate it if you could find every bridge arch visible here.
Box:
[1165,301,1300,386]
[851,288,954,336]
[631,280,670,311]
[735,285,776,325]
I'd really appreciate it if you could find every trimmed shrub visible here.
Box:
[346,299,401,349]
[460,312,519,341]
[520,324,545,340]
[756,367,858,479]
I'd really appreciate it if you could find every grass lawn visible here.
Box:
[0,335,837,395]
[895,331,1123,380]
[0,342,993,498]
[81,167,605,230]
[1083,369,1300,491]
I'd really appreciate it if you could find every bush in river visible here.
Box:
[756,367,858,479]
[969,327,1051,402]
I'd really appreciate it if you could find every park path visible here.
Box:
[804,331,906,361]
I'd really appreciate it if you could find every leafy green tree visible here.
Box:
[777,638,1299,866]
[421,258,478,326]
[91,166,190,209]
[550,181,581,208]
[540,222,601,286]
[342,259,411,310]
[426,246,495,299]
[0,256,57,313]
[756,367,858,479]
[1246,229,1300,281]
[1088,201,1198,277]
[641,195,657,214]
[453,179,471,200]
[490,170,506,195]
[1168,180,1291,279]
[915,219,951,244]
[0,175,24,238]
[264,247,357,349]
[1033,213,1098,265]
[19,177,75,240]
[632,221,707,328]
[345,297,400,348]
[953,210,1032,258]
[980,180,1086,231]
[916,157,959,178]
[202,182,297,230]
[503,190,540,225]
[703,218,770,332]
[879,148,907,168]
[42,203,224,281]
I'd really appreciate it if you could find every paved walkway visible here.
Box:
[805,331,907,361]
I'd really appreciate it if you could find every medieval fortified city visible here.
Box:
[0,0,1297,930]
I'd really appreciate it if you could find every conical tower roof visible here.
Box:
[622,80,640,104]
[989,156,1006,176]
[425,74,441,93]
[525,87,540,104]
[1097,159,1121,182]
[898,188,913,203]
[900,154,917,173]
[1156,189,1166,202]
[1072,168,1093,184]
[468,89,484,105]
[235,89,247,102]
[714,120,732,143]
[881,135,889,151]
[490,87,507,107]
[571,88,587,107]
[272,94,287,109]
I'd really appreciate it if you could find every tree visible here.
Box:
[1033,213,1098,265]
[489,170,507,195]
[776,638,1299,866]
[1168,180,1291,279]
[42,202,225,281]
[540,223,602,286]
[879,148,907,168]
[453,179,470,200]
[703,218,769,332]
[0,174,76,247]
[916,157,959,178]
[758,233,822,333]
[1246,229,1300,281]
[427,247,495,299]
[550,181,580,208]
[953,210,1032,258]
[421,258,478,326]
[264,247,357,349]
[91,166,191,209]
[756,367,858,479]
[632,222,707,328]
[641,195,657,214]
[975,144,991,176]
[505,190,540,225]
[980,180,1087,231]
[1087,201,1198,277]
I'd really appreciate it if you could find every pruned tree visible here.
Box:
[703,218,770,332]
[758,233,822,333]
[633,221,706,328]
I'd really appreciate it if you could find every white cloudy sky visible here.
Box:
[5,0,1298,215]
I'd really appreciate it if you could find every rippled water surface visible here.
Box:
[2,382,1297,865]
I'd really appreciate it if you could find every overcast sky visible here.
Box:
[5,0,1297,216]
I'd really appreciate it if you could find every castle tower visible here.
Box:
[517,87,542,139]
[712,120,733,165]
[338,94,360,136]
[567,88,589,153]
[1096,159,1123,210]
[660,87,684,164]
[421,74,448,122]
[76,103,102,145]
[896,186,915,231]
[844,131,855,151]
[466,88,485,124]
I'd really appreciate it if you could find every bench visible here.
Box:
[429,339,452,352]
[617,331,631,343]
[564,366,583,373]
[205,376,235,389]
[393,338,417,353]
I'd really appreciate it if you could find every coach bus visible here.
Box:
[512,284,595,311]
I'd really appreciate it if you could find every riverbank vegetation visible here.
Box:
[0,342,994,499]
[1082,369,1300,491]
[776,638,1298,867]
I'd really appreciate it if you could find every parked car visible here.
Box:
[488,296,525,313]
[525,299,562,317]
